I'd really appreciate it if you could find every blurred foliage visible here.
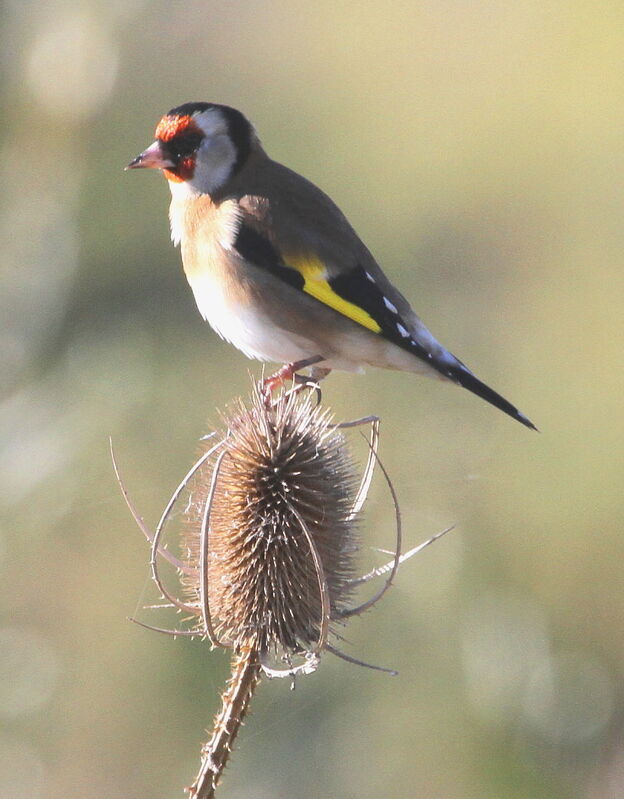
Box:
[1,1,624,797]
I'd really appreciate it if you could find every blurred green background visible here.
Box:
[2,1,623,797]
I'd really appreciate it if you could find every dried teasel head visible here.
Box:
[112,382,434,679]
[112,385,454,798]
[182,387,361,660]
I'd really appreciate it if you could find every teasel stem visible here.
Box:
[188,647,261,799]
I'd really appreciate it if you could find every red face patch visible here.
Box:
[154,114,201,142]
[155,114,203,183]
[163,157,196,183]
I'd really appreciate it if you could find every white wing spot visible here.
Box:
[365,271,376,283]
[396,323,410,339]
[383,297,398,314]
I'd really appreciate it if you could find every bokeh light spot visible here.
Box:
[523,652,615,745]
[0,627,59,718]
[0,739,44,799]
[26,10,118,119]
[461,591,550,722]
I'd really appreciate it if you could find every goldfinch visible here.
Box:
[127,102,535,430]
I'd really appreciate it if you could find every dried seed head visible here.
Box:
[182,388,360,655]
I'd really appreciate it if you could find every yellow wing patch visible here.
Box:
[284,254,381,334]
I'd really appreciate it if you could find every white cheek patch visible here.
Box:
[194,108,228,138]
[191,134,237,195]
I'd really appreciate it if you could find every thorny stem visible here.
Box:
[188,647,261,799]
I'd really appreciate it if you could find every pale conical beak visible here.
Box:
[126,140,175,170]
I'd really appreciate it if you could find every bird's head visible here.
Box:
[127,102,255,196]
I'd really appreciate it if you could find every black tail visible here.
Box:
[448,365,537,431]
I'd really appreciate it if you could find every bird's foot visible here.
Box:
[262,357,329,406]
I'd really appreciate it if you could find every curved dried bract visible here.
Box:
[289,505,330,656]
[110,439,192,574]
[338,416,380,521]
[337,445,402,619]
[149,440,226,616]
[326,644,398,676]
[152,437,225,571]
[127,616,200,638]
[198,449,228,648]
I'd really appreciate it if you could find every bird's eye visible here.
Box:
[163,132,203,162]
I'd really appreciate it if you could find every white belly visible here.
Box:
[189,270,316,364]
